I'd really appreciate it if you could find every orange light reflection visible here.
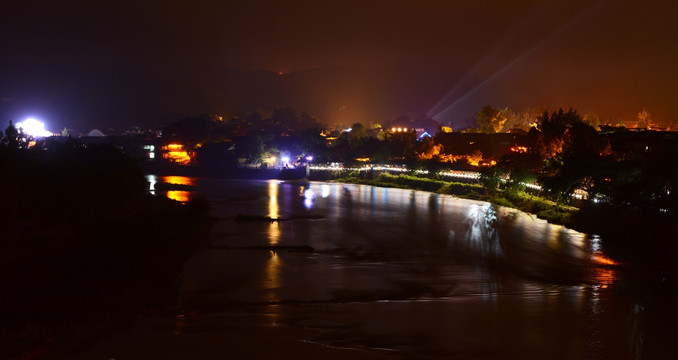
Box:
[590,251,621,286]
[263,251,282,301]
[268,181,281,245]
[593,267,618,286]
[163,176,195,186]
[167,190,190,202]
[263,251,282,325]
[174,314,186,335]
[592,252,619,266]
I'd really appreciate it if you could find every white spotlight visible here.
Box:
[15,118,53,138]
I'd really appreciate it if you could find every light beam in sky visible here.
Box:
[427,1,548,118]
[430,0,607,123]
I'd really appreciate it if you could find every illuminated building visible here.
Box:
[162,144,192,164]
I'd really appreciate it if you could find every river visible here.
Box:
[69,176,676,359]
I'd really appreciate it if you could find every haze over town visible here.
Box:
[1,0,677,130]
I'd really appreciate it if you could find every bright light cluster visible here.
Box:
[16,118,53,138]
[308,164,481,179]
[162,144,191,164]
[307,164,587,194]
[510,146,528,153]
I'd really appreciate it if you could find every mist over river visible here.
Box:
[69,177,677,359]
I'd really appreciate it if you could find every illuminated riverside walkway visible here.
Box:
[309,164,481,180]
[146,162,545,192]
[308,164,544,191]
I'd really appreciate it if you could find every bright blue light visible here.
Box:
[303,188,315,209]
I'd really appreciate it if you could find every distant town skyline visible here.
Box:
[1,0,677,130]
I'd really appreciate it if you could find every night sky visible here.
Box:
[1,0,677,130]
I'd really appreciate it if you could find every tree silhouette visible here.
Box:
[502,108,534,132]
[636,108,651,129]
[535,108,601,202]
[582,111,601,130]
[476,105,507,134]
[3,121,22,149]
[346,122,368,149]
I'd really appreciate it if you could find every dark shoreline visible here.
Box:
[1,194,213,360]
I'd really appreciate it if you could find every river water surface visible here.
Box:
[70,177,676,359]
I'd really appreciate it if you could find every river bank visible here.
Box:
[319,171,678,269]
[315,171,574,224]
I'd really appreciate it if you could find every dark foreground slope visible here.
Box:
[0,139,212,359]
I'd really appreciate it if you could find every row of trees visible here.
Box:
[484,108,676,213]
[319,107,676,216]
[471,105,657,134]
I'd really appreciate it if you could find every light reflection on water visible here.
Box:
[263,250,282,304]
[145,175,197,202]
[163,175,196,186]
[320,184,330,198]
[268,181,281,245]
[303,188,315,209]
[167,190,191,202]
[147,174,157,195]
[163,176,196,203]
[119,178,654,359]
